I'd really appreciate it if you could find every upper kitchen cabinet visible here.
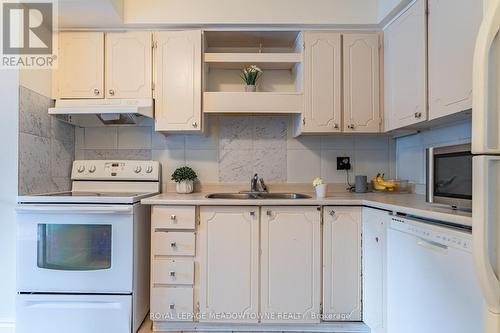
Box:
[383,0,427,131]
[57,32,104,99]
[343,33,381,133]
[106,31,152,99]
[202,31,303,114]
[301,31,342,133]
[154,30,202,132]
[56,31,153,100]
[428,0,482,120]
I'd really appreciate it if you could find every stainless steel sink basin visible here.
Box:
[206,192,312,199]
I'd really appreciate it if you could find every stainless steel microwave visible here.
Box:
[426,143,472,210]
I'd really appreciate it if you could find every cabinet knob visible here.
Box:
[170,242,177,247]
[170,214,176,220]
[250,211,256,217]
[375,237,379,243]
[169,303,175,310]
[192,121,198,128]
[109,89,115,96]
[334,123,339,129]
[348,124,355,129]
[329,210,336,217]
[414,112,422,119]
[266,210,272,216]
[169,271,176,277]
[93,88,100,96]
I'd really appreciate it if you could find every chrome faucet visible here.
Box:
[250,173,268,193]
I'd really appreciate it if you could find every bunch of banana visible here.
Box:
[371,173,396,192]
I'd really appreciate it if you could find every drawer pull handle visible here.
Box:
[169,271,176,277]
[170,242,177,247]
[329,210,336,217]
[170,214,176,220]
[169,303,175,309]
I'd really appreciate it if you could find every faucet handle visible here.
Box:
[258,178,268,192]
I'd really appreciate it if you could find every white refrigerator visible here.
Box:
[472,0,500,332]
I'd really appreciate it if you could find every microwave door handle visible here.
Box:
[472,0,500,153]
[16,205,133,214]
[473,156,500,313]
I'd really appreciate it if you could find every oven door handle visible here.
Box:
[16,205,134,214]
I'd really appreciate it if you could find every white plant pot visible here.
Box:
[315,184,327,198]
[176,180,194,194]
[245,85,256,92]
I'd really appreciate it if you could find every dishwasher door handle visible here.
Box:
[417,238,448,253]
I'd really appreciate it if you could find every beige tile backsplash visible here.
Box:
[75,115,396,189]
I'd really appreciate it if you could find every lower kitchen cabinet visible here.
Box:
[260,206,321,323]
[362,207,389,333]
[323,206,362,321]
[198,206,260,323]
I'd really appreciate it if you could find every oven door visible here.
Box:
[16,204,134,293]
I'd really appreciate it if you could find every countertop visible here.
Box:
[142,192,472,227]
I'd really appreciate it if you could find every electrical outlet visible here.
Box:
[337,157,351,170]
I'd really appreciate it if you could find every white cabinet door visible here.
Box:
[302,32,342,133]
[154,30,202,132]
[323,206,362,321]
[57,32,104,99]
[106,31,152,99]
[384,0,427,131]
[260,206,321,323]
[428,0,482,120]
[198,207,259,323]
[362,208,389,333]
[343,33,381,133]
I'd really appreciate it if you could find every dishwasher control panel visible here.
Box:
[390,217,472,252]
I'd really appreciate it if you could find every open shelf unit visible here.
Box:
[202,31,304,114]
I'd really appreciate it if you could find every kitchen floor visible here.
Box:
[138,317,152,333]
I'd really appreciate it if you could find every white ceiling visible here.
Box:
[57,0,410,29]
[58,0,124,29]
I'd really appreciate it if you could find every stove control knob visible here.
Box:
[88,165,96,173]
[134,166,142,173]
[146,166,153,174]
[77,165,85,173]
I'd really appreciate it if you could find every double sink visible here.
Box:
[206,192,312,199]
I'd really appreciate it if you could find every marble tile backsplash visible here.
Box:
[76,115,396,188]
[18,86,75,195]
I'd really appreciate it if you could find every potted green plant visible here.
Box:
[240,65,262,92]
[171,166,197,194]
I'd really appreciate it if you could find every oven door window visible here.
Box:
[37,224,112,270]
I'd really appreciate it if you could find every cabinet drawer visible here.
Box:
[151,287,193,322]
[152,231,195,256]
[152,206,196,230]
[152,259,194,285]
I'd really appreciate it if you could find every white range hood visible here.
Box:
[48,99,154,126]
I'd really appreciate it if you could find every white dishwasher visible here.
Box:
[387,215,485,333]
